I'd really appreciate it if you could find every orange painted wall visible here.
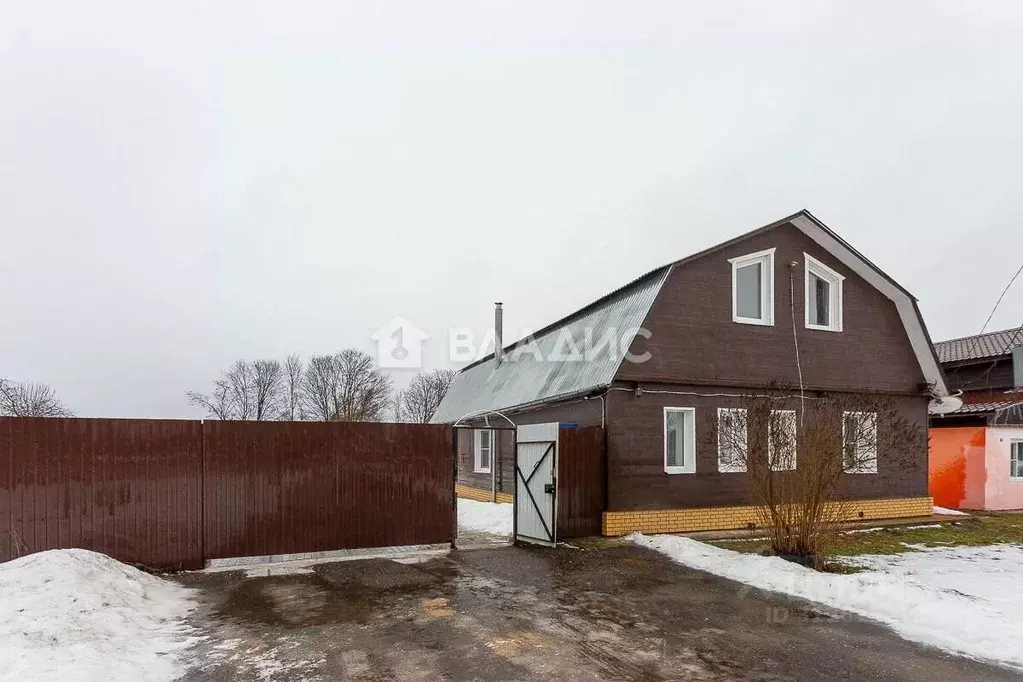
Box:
[928,427,986,509]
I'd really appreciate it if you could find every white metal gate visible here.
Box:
[515,423,558,546]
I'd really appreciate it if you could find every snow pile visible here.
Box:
[933,505,970,516]
[458,499,513,536]
[632,534,1023,670]
[0,549,198,681]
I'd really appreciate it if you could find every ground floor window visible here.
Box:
[1011,441,1023,480]
[717,408,747,473]
[474,429,493,473]
[664,407,696,474]
[769,410,797,471]
[842,411,877,473]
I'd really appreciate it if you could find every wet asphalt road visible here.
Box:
[176,541,1017,681]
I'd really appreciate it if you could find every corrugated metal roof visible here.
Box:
[935,328,1023,363]
[430,267,670,423]
[949,400,1022,414]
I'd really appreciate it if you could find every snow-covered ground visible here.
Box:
[458,499,513,536]
[0,549,198,681]
[633,534,1023,671]
[934,505,970,516]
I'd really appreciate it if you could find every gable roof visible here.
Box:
[430,210,948,424]
[934,328,1023,364]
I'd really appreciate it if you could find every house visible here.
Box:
[432,210,948,535]
[929,329,1023,510]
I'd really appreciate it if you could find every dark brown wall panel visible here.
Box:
[455,399,604,494]
[605,387,929,511]
[619,221,926,394]
[202,421,454,560]
[557,426,607,538]
[0,417,203,569]
[455,427,515,494]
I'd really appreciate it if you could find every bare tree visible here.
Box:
[0,379,73,417]
[188,358,286,420]
[395,369,456,423]
[302,349,393,422]
[709,388,925,569]
[224,360,256,420]
[282,354,305,420]
[302,354,340,422]
[251,359,284,421]
[186,379,234,419]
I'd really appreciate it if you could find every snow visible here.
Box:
[458,499,513,536]
[934,505,970,516]
[0,549,198,681]
[632,534,1023,670]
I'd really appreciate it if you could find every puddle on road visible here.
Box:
[223,574,377,626]
[219,556,459,628]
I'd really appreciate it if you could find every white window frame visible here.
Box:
[473,429,493,473]
[1011,441,1023,480]
[729,248,775,326]
[768,410,797,471]
[842,411,877,474]
[804,253,844,332]
[664,407,696,474]
[717,408,747,473]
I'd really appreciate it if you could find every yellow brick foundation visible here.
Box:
[456,483,513,504]
[601,496,934,536]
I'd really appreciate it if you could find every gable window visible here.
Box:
[729,248,775,326]
[1011,441,1023,480]
[717,408,747,473]
[474,429,493,473]
[664,407,696,474]
[805,254,844,332]
[843,412,877,473]
[769,410,797,471]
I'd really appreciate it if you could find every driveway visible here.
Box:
[177,541,1015,681]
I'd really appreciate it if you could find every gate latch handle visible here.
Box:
[544,481,556,496]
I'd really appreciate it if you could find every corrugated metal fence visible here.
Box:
[0,417,454,570]
[558,426,607,539]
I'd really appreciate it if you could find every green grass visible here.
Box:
[709,513,1023,558]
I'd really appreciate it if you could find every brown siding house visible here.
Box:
[433,210,949,534]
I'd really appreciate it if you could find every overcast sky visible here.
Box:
[2,1,1022,418]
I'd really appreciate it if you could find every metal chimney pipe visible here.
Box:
[494,302,504,366]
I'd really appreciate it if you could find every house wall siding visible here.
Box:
[604,385,929,511]
[943,359,1015,393]
[454,397,605,499]
[983,427,1023,510]
[618,221,925,394]
[928,426,986,509]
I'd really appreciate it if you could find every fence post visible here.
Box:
[199,419,205,567]
[451,427,458,548]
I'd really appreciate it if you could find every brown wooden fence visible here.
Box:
[558,426,607,539]
[203,421,454,560]
[0,417,454,570]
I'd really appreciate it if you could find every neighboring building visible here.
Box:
[929,329,1023,510]
[433,210,948,534]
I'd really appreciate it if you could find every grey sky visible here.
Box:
[2,1,1021,418]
